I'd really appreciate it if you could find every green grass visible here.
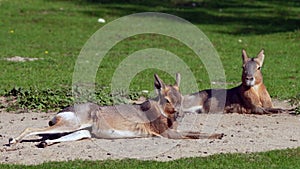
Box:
[0,0,299,104]
[1,147,300,168]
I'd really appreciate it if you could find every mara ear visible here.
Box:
[154,74,166,90]
[175,73,181,88]
[241,49,249,65]
[254,49,265,67]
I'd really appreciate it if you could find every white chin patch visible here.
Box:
[246,80,255,86]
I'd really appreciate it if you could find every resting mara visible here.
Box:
[9,73,223,147]
[183,49,294,114]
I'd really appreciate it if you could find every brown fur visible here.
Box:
[183,49,293,114]
[9,73,223,147]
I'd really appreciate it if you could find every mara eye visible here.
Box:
[257,66,261,70]
[165,98,171,103]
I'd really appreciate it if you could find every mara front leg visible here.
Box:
[163,129,224,139]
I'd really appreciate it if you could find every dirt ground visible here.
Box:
[0,100,299,165]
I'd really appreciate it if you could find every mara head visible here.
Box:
[154,73,182,118]
[241,49,265,87]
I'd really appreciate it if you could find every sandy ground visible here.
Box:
[0,100,299,165]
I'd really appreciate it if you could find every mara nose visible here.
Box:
[246,76,254,81]
[174,106,181,112]
[174,107,179,112]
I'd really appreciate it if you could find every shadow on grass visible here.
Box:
[49,0,300,35]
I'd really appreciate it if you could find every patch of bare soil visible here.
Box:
[4,56,43,62]
[0,100,299,165]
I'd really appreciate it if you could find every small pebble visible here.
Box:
[97,18,106,23]
[223,140,229,143]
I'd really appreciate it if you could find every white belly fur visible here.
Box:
[183,105,203,113]
[93,129,144,139]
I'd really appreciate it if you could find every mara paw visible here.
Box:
[37,141,48,148]
[8,138,17,146]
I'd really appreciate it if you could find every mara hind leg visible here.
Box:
[38,130,92,148]
[9,112,91,145]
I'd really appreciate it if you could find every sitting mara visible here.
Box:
[9,73,223,147]
[183,49,294,114]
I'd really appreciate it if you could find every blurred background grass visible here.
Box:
[0,0,299,110]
